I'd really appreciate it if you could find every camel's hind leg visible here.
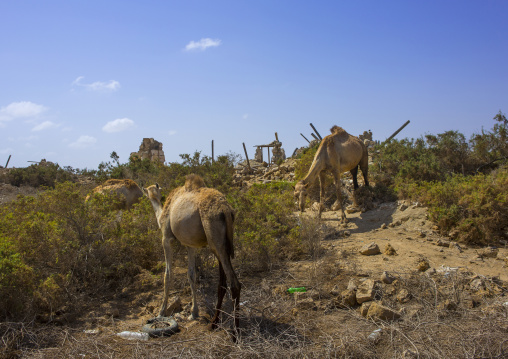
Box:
[187,247,199,320]
[360,153,369,187]
[210,262,227,330]
[159,233,175,317]
[317,171,326,218]
[332,170,348,223]
[202,218,241,333]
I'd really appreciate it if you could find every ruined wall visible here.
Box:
[130,138,165,163]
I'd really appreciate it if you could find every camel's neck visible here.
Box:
[148,198,164,228]
[302,155,325,185]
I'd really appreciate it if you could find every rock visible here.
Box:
[380,223,387,229]
[340,288,357,307]
[164,296,182,316]
[384,244,397,256]
[435,239,450,247]
[416,258,430,272]
[381,271,395,284]
[296,297,318,311]
[356,279,377,304]
[479,247,499,258]
[399,203,408,211]
[343,230,351,237]
[470,277,486,291]
[367,302,401,321]
[450,242,463,253]
[359,302,372,317]
[360,242,381,256]
[396,289,411,303]
[438,300,457,311]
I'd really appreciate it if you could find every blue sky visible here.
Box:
[1,1,507,169]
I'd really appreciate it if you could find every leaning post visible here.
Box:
[384,120,411,144]
[211,140,214,164]
[242,142,251,172]
[310,133,319,141]
[310,123,322,140]
[5,155,11,168]
[300,133,311,143]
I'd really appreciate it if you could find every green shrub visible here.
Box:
[1,162,76,188]
[230,182,302,270]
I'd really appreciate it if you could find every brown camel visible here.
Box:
[294,125,369,221]
[86,179,144,210]
[143,174,241,334]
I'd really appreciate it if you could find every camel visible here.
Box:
[86,179,144,210]
[143,174,241,334]
[294,125,369,221]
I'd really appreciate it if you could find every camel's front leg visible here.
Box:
[159,234,175,317]
[317,171,326,218]
[187,247,199,320]
[332,170,348,223]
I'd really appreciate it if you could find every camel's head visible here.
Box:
[293,181,309,212]
[143,183,162,204]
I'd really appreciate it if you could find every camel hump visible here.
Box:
[102,178,139,190]
[185,174,206,192]
[330,125,347,135]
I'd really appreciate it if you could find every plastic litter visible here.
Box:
[287,287,307,293]
[367,328,382,343]
[117,331,149,340]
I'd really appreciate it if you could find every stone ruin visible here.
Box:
[130,138,166,163]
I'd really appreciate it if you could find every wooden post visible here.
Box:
[310,123,322,140]
[267,147,270,164]
[311,133,319,141]
[300,133,311,143]
[211,140,214,164]
[384,120,411,144]
[275,132,279,141]
[242,143,251,171]
[5,155,11,168]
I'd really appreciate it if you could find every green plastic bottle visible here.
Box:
[287,287,307,293]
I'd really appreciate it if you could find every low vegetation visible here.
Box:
[0,111,506,357]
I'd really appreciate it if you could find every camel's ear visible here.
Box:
[142,187,147,195]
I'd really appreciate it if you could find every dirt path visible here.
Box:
[316,201,507,282]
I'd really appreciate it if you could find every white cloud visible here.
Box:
[102,118,134,133]
[72,76,121,92]
[169,130,177,136]
[32,121,58,132]
[185,38,222,51]
[0,101,48,122]
[69,135,97,149]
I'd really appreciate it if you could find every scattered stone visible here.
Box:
[449,242,463,253]
[343,230,351,237]
[380,223,387,229]
[403,349,418,359]
[396,289,411,303]
[419,231,426,238]
[384,243,397,256]
[399,203,408,211]
[470,277,486,291]
[356,279,377,304]
[381,271,395,284]
[438,299,457,311]
[367,302,401,321]
[478,247,499,259]
[435,239,450,247]
[360,242,381,256]
[416,258,430,272]
[359,302,372,317]
[162,296,182,316]
[340,288,357,307]
[296,297,318,311]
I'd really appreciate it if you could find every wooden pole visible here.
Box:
[300,133,311,143]
[310,123,322,140]
[211,140,214,164]
[311,133,319,141]
[5,155,11,168]
[275,132,279,141]
[384,120,411,144]
[242,143,251,171]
